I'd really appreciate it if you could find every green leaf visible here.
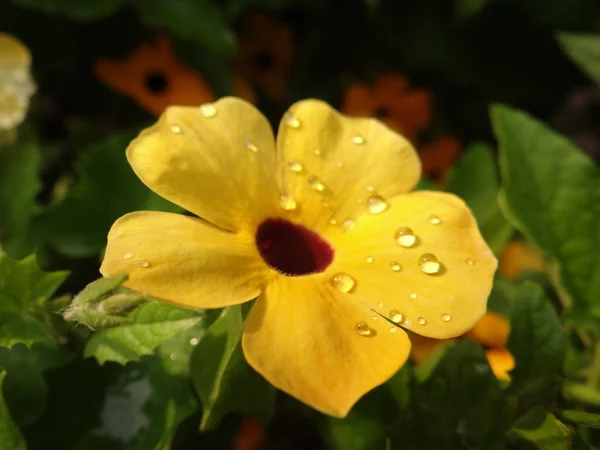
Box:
[509,406,571,450]
[321,409,386,450]
[84,300,203,365]
[0,371,26,450]
[131,0,236,56]
[558,33,600,85]
[563,383,600,407]
[389,340,511,450]
[491,105,600,314]
[191,305,275,431]
[0,130,41,259]
[10,0,125,21]
[36,131,180,258]
[0,253,68,348]
[560,410,600,429]
[506,282,567,409]
[447,143,514,254]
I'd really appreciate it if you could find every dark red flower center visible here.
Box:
[256,218,334,276]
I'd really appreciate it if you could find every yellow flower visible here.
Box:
[0,33,36,138]
[100,97,497,417]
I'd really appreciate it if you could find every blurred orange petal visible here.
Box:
[409,332,453,365]
[232,417,265,450]
[499,241,545,280]
[419,135,462,178]
[485,348,515,381]
[465,311,510,348]
[94,36,215,116]
[341,82,375,117]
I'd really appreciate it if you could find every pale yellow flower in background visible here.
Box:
[100,97,497,417]
[0,33,36,141]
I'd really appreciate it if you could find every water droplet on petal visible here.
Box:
[409,292,418,300]
[366,185,375,192]
[343,218,356,231]
[313,148,321,156]
[365,256,374,264]
[465,258,475,266]
[329,218,338,226]
[417,317,427,326]
[123,252,133,260]
[419,253,442,275]
[377,302,384,309]
[336,161,343,168]
[246,140,258,152]
[395,227,417,247]
[288,159,304,173]
[355,321,376,337]
[139,260,150,268]
[441,313,452,322]
[429,214,441,225]
[308,175,326,192]
[279,194,297,211]
[389,326,398,334]
[404,317,411,326]
[389,310,404,323]
[200,103,217,117]
[372,315,378,321]
[366,195,388,214]
[390,261,402,272]
[170,124,182,134]
[352,134,366,144]
[284,111,300,128]
[330,273,356,293]
[190,337,199,346]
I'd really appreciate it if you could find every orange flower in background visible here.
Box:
[419,134,462,182]
[232,417,265,450]
[342,74,432,143]
[236,12,293,102]
[499,240,545,280]
[410,311,515,380]
[95,36,217,117]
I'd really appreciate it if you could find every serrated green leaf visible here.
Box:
[84,301,202,365]
[10,0,125,21]
[0,371,26,450]
[558,32,600,84]
[389,340,511,450]
[506,282,567,409]
[131,0,235,55]
[35,131,180,258]
[491,105,600,314]
[0,131,41,259]
[509,406,571,450]
[447,143,514,254]
[0,253,68,348]
[191,305,275,431]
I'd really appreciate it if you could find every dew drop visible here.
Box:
[389,326,398,334]
[190,337,199,346]
[336,161,344,168]
[395,227,417,247]
[170,124,182,134]
[441,313,452,322]
[123,252,133,260]
[390,261,402,272]
[389,309,404,324]
[279,194,297,211]
[372,315,378,321]
[365,256,374,264]
[366,185,375,192]
[465,258,475,266]
[404,317,411,327]
[329,218,338,226]
[343,218,356,231]
[139,260,150,268]
[417,317,427,326]
[377,302,384,309]
[352,134,366,145]
[409,292,418,300]
[200,103,217,118]
[330,273,356,293]
[308,175,326,192]
[288,159,304,173]
[366,195,388,214]
[429,214,441,225]
[355,321,376,337]
[313,148,321,156]
[284,111,300,128]
[419,253,442,275]
[246,141,258,153]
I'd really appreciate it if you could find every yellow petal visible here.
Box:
[242,276,411,417]
[0,33,31,68]
[126,97,280,232]
[465,311,510,348]
[275,99,421,235]
[100,211,270,308]
[485,348,515,381]
[328,191,497,339]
